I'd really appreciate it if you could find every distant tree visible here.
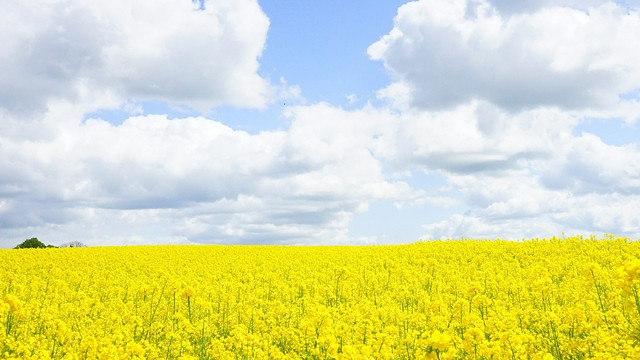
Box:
[60,241,88,248]
[14,237,58,249]
[15,237,46,249]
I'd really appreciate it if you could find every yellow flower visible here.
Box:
[181,286,195,298]
[2,294,22,312]
[429,330,451,351]
[126,341,145,357]
[328,341,340,358]
[0,237,638,359]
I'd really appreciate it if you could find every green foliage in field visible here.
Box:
[13,237,56,249]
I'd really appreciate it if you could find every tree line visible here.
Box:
[14,237,87,249]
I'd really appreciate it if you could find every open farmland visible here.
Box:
[2,236,640,359]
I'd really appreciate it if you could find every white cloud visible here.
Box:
[0,0,272,116]
[540,133,640,195]
[2,96,639,246]
[418,129,640,240]
[421,193,640,240]
[376,100,576,174]
[359,0,640,242]
[489,0,609,14]
[0,104,422,247]
[368,0,640,112]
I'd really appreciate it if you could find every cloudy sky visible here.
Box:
[1,0,639,247]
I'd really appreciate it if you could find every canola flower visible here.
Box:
[2,235,640,359]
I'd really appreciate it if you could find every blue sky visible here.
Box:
[89,1,407,129]
[1,0,640,247]
[257,1,406,105]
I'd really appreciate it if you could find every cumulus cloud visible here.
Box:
[5,95,636,245]
[422,191,640,240]
[360,0,640,241]
[375,100,574,174]
[418,130,640,240]
[0,0,272,116]
[541,133,640,195]
[368,0,640,112]
[489,0,609,14]
[0,105,421,247]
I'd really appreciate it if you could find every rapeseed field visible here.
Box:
[2,235,640,359]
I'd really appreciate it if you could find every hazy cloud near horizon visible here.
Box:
[0,0,639,247]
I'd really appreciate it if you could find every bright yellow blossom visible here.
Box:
[1,236,640,359]
[429,330,451,351]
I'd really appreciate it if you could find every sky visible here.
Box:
[1,0,640,247]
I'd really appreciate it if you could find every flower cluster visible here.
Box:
[1,235,640,359]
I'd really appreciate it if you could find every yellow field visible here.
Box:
[2,236,640,359]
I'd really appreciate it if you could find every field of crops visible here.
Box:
[2,236,640,359]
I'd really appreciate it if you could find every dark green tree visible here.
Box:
[14,237,49,249]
